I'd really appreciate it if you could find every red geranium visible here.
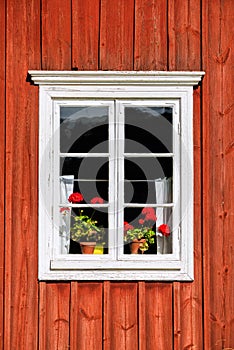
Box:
[124,221,134,231]
[144,213,157,222]
[142,207,155,215]
[68,192,84,203]
[90,197,104,204]
[158,224,170,237]
[141,207,157,222]
[138,219,145,225]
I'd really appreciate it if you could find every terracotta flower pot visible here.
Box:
[130,239,146,254]
[80,242,96,254]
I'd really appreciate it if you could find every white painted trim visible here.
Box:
[33,70,204,281]
[29,70,204,86]
[39,270,193,281]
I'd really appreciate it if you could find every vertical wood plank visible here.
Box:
[41,0,72,70]
[168,1,203,349]
[168,0,201,70]
[39,284,70,350]
[99,0,135,70]
[222,1,234,344]
[5,0,40,348]
[143,283,173,350]
[0,0,5,348]
[70,282,103,350]
[134,0,167,70]
[104,282,138,350]
[72,0,100,70]
[173,87,203,350]
[202,1,234,348]
[38,283,47,350]
[138,282,146,350]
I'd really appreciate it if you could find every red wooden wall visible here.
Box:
[1,0,233,349]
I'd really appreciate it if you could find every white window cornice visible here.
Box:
[29,70,205,86]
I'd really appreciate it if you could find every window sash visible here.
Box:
[52,99,179,261]
[116,100,180,260]
[53,100,116,260]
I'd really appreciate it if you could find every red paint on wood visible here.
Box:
[0,0,5,348]
[202,1,234,348]
[41,0,71,70]
[100,0,134,70]
[4,0,40,348]
[104,282,138,350]
[168,1,203,349]
[39,284,70,349]
[168,0,201,70]
[72,0,100,70]
[134,0,167,70]
[2,1,234,348]
[173,88,203,350]
[70,282,103,350]
[141,283,173,349]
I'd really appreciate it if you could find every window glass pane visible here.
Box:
[124,178,172,204]
[60,157,109,203]
[123,207,172,254]
[124,207,157,254]
[124,157,172,204]
[155,207,173,254]
[125,107,172,153]
[60,106,109,153]
[59,206,109,255]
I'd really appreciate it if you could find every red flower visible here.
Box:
[144,213,157,222]
[158,224,170,237]
[138,219,145,225]
[142,207,157,222]
[90,197,104,204]
[68,192,84,203]
[142,207,155,216]
[124,221,134,231]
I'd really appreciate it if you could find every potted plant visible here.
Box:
[68,193,106,254]
[124,207,157,254]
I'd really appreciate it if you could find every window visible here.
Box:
[29,71,204,280]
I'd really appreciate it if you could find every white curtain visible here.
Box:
[59,175,74,254]
[155,177,172,254]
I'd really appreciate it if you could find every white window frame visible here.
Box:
[29,70,204,281]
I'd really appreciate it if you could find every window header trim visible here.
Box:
[29,70,204,86]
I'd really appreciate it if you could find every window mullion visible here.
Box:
[108,102,116,260]
[115,100,125,259]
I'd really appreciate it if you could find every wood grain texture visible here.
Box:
[222,0,234,344]
[4,0,40,348]
[103,282,138,350]
[72,0,100,70]
[202,1,234,348]
[168,1,203,349]
[134,0,167,70]
[41,0,71,70]
[173,87,203,350]
[0,0,5,348]
[139,283,173,350]
[70,282,103,350]
[39,283,70,350]
[99,0,134,70]
[2,1,234,348]
[168,0,201,70]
